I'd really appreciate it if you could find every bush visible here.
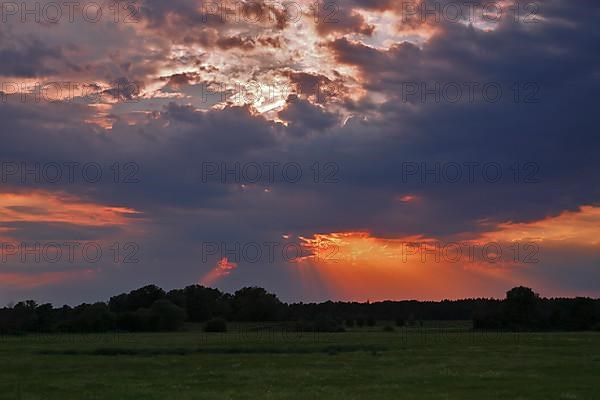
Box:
[70,303,116,332]
[382,325,395,332]
[356,317,365,327]
[151,299,186,331]
[366,316,376,327]
[292,320,313,332]
[292,316,344,332]
[204,317,227,332]
[314,315,344,332]
[345,318,355,328]
[116,308,155,332]
[395,317,405,327]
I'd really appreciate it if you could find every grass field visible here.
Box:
[1,326,599,400]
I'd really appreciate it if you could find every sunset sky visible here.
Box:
[0,0,599,305]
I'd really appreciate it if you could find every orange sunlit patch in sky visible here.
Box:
[0,269,96,290]
[0,190,142,228]
[0,190,144,289]
[294,206,600,300]
[479,205,600,246]
[200,257,238,286]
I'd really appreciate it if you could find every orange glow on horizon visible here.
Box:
[294,206,600,300]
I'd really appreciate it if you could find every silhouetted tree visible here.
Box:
[69,303,116,332]
[2,284,600,333]
[116,308,155,331]
[232,287,285,321]
[168,285,231,322]
[151,299,186,331]
[504,286,540,330]
[108,293,130,313]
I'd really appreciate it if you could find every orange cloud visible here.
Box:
[294,206,600,300]
[200,257,238,286]
[0,190,145,289]
[0,269,95,289]
[295,232,512,300]
[0,191,142,228]
[479,205,600,247]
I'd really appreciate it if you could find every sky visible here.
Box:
[0,0,599,305]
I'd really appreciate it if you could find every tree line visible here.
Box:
[1,285,599,333]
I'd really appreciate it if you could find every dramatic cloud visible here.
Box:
[0,0,599,304]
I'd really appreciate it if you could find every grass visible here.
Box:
[0,327,599,399]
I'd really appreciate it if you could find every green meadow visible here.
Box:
[1,325,599,400]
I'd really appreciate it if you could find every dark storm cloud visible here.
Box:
[278,96,338,136]
[282,71,348,104]
[0,221,123,241]
[216,35,257,50]
[0,33,67,77]
[319,0,600,234]
[102,77,144,101]
[314,6,374,36]
[137,0,290,42]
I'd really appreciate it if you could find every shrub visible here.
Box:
[292,316,344,332]
[116,308,155,332]
[204,317,227,332]
[314,315,344,332]
[151,299,187,331]
[382,325,395,332]
[70,303,116,332]
[292,320,314,332]
[366,316,376,327]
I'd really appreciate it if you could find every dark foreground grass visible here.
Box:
[1,329,599,400]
